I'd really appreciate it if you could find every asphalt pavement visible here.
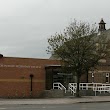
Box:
[0,96,110,105]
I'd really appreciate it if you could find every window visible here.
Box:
[106,73,109,83]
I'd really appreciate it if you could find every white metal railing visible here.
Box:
[68,83,102,90]
[102,83,110,87]
[68,83,77,95]
[53,82,110,96]
[80,83,92,90]
[68,83,110,96]
[69,83,77,88]
[79,83,102,90]
[53,82,66,93]
[93,84,110,96]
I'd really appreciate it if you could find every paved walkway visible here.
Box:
[0,96,110,105]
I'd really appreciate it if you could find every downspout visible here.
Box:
[30,74,34,97]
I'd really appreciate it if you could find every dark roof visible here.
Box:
[99,18,106,24]
[0,54,3,58]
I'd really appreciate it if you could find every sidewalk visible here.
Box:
[0,96,110,105]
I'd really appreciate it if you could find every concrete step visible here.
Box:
[96,91,110,96]
[80,90,95,96]
[42,89,65,98]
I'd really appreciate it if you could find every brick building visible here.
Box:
[0,55,60,98]
[0,19,110,98]
[0,54,110,98]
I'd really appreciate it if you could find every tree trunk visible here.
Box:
[86,70,88,83]
[76,74,80,97]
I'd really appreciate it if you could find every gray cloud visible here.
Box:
[0,0,110,58]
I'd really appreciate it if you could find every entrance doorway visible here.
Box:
[45,65,73,89]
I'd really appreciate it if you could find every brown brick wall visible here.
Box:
[0,57,110,98]
[80,64,110,83]
[88,65,110,83]
[0,57,60,98]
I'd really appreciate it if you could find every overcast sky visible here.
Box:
[0,0,110,59]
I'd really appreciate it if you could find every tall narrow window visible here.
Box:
[106,73,109,83]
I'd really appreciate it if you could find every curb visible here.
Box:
[78,101,110,103]
[0,97,110,105]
